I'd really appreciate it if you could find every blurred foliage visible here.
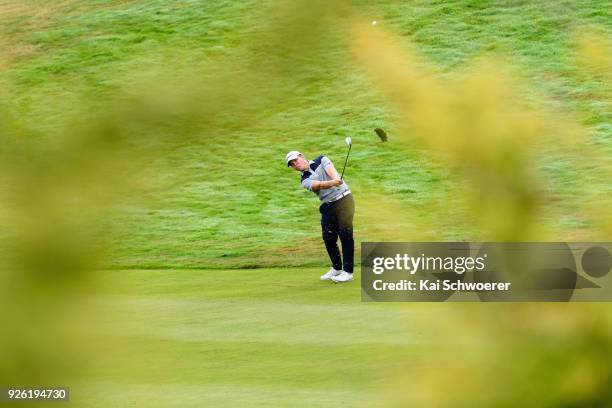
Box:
[0,0,610,406]
[387,304,612,407]
[0,0,351,394]
[351,20,611,242]
[350,19,612,407]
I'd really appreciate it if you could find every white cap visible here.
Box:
[285,150,301,167]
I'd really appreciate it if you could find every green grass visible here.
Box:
[73,267,422,407]
[1,1,610,268]
[1,2,610,406]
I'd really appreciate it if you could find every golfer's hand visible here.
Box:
[331,179,343,187]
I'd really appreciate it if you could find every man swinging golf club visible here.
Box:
[285,140,355,283]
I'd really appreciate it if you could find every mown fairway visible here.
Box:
[78,268,420,407]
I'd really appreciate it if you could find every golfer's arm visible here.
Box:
[310,165,343,191]
[324,164,341,181]
[310,180,338,191]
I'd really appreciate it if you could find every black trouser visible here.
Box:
[320,194,355,273]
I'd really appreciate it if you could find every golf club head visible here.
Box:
[374,128,387,142]
[345,136,352,146]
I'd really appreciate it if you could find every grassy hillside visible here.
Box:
[1,0,610,269]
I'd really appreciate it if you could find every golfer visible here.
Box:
[285,151,354,283]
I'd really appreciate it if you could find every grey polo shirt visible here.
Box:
[300,155,350,203]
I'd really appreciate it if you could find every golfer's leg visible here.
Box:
[321,205,342,271]
[336,196,355,273]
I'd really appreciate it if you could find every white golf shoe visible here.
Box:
[320,268,342,281]
[331,271,354,283]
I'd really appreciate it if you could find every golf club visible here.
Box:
[340,136,352,180]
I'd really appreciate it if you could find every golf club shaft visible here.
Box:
[340,144,351,180]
